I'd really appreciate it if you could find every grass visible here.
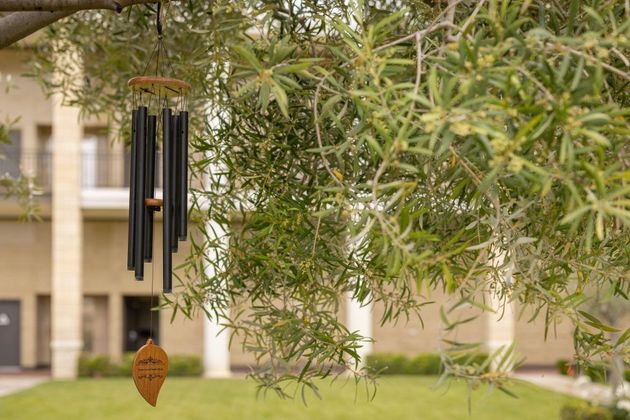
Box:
[0,376,574,419]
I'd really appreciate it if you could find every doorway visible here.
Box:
[0,300,20,367]
[123,296,159,352]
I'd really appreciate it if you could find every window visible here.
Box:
[82,127,108,188]
[0,130,21,178]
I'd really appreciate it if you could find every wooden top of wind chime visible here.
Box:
[128,76,191,97]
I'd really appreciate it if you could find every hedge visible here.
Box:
[78,353,203,377]
[560,402,612,420]
[365,352,489,375]
[560,401,630,420]
[78,354,119,378]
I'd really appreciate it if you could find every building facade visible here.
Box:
[0,48,576,378]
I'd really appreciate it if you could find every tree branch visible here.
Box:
[0,11,73,49]
[0,0,157,49]
[0,0,131,12]
[444,0,458,42]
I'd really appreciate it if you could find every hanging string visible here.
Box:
[148,0,163,341]
[147,0,164,342]
[150,223,156,339]
[142,41,159,76]
[141,1,174,79]
[160,40,175,76]
[158,0,175,76]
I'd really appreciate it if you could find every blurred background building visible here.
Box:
[0,47,576,379]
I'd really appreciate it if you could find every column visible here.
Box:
[345,232,373,368]
[485,294,515,370]
[485,259,516,371]
[202,221,231,378]
[108,293,123,362]
[346,293,373,367]
[20,123,37,176]
[50,48,83,379]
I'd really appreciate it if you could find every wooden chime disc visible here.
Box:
[128,75,191,97]
[144,198,163,210]
[132,338,169,407]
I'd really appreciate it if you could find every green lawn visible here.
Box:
[0,376,573,420]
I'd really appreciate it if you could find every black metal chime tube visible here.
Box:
[170,113,179,253]
[162,108,172,293]
[178,111,188,241]
[134,106,147,280]
[127,109,138,271]
[143,115,157,262]
[129,101,187,292]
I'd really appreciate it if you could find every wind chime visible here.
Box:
[125,1,190,407]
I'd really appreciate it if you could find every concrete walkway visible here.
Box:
[0,374,49,398]
[516,371,617,404]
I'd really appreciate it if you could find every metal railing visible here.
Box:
[0,150,163,193]
[0,151,51,191]
[80,151,131,189]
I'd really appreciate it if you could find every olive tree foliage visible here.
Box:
[30,0,630,397]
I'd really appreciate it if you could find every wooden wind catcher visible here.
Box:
[132,338,169,407]
[126,75,191,293]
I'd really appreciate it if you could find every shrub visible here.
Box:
[610,403,630,420]
[557,359,571,376]
[560,402,612,420]
[407,354,441,375]
[117,352,136,376]
[366,353,409,375]
[365,352,494,376]
[469,353,490,370]
[450,352,490,373]
[624,369,630,382]
[78,354,118,378]
[168,355,203,377]
[78,353,203,377]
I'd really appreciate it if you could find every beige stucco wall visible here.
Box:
[514,305,589,366]
[372,290,486,355]
[0,217,204,366]
[84,295,109,354]
[0,220,52,294]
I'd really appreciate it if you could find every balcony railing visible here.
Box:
[0,151,163,193]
